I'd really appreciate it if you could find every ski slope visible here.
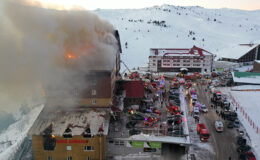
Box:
[95,5,260,69]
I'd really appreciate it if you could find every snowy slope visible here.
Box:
[95,5,260,69]
[0,104,44,160]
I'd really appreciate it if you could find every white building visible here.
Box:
[148,46,214,73]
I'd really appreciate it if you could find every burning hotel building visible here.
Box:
[28,29,122,160]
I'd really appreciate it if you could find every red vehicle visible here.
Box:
[129,72,140,79]
[245,151,256,160]
[173,82,179,88]
[151,82,157,88]
[200,79,207,85]
[184,75,196,81]
[173,78,178,82]
[153,109,161,116]
[194,72,202,79]
[197,123,210,142]
[211,72,217,77]
[144,121,153,127]
[185,81,192,89]
[167,105,180,114]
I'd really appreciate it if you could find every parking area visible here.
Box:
[106,74,191,159]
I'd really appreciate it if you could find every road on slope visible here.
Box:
[195,83,238,160]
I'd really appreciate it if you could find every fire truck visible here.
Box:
[197,123,210,142]
[185,81,192,89]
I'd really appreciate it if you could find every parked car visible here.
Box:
[237,136,247,146]
[169,95,179,100]
[167,115,182,125]
[169,90,180,96]
[169,100,180,106]
[239,130,245,136]
[168,125,183,132]
[129,129,141,136]
[131,114,145,121]
[239,154,246,160]
[227,121,234,128]
[237,145,251,153]
[168,130,184,136]
[234,119,240,128]
[200,105,208,113]
[215,120,224,132]
[126,121,137,128]
[152,108,161,115]
[143,148,156,152]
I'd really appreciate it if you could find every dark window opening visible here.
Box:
[63,128,72,138]
[83,128,93,138]
[43,135,56,151]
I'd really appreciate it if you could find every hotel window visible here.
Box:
[67,156,72,160]
[163,59,170,62]
[91,89,96,96]
[84,146,94,151]
[67,146,72,151]
[87,157,92,160]
[47,156,52,160]
[92,99,97,105]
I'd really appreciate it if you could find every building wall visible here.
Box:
[148,54,213,73]
[32,135,106,160]
[238,45,260,62]
[253,61,260,72]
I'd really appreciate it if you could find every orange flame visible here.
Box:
[51,135,55,138]
[66,53,76,59]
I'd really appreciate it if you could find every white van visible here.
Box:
[215,120,224,132]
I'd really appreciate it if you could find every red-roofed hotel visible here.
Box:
[148,46,214,73]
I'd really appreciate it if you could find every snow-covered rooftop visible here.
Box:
[232,72,260,84]
[117,133,191,145]
[150,46,212,57]
[217,44,259,59]
[255,60,260,64]
[28,106,110,136]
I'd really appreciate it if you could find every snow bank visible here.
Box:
[221,88,260,159]
[231,85,260,91]
[0,104,44,160]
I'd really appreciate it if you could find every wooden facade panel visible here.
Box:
[32,135,106,160]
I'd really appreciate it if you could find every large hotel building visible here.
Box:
[148,46,214,73]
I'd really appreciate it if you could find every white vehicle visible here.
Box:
[215,120,224,132]
[200,105,208,113]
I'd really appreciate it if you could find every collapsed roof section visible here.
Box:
[29,106,110,136]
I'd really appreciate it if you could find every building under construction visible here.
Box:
[28,30,122,160]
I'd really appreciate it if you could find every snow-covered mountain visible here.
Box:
[95,5,260,69]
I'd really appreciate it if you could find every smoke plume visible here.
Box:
[0,0,118,112]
